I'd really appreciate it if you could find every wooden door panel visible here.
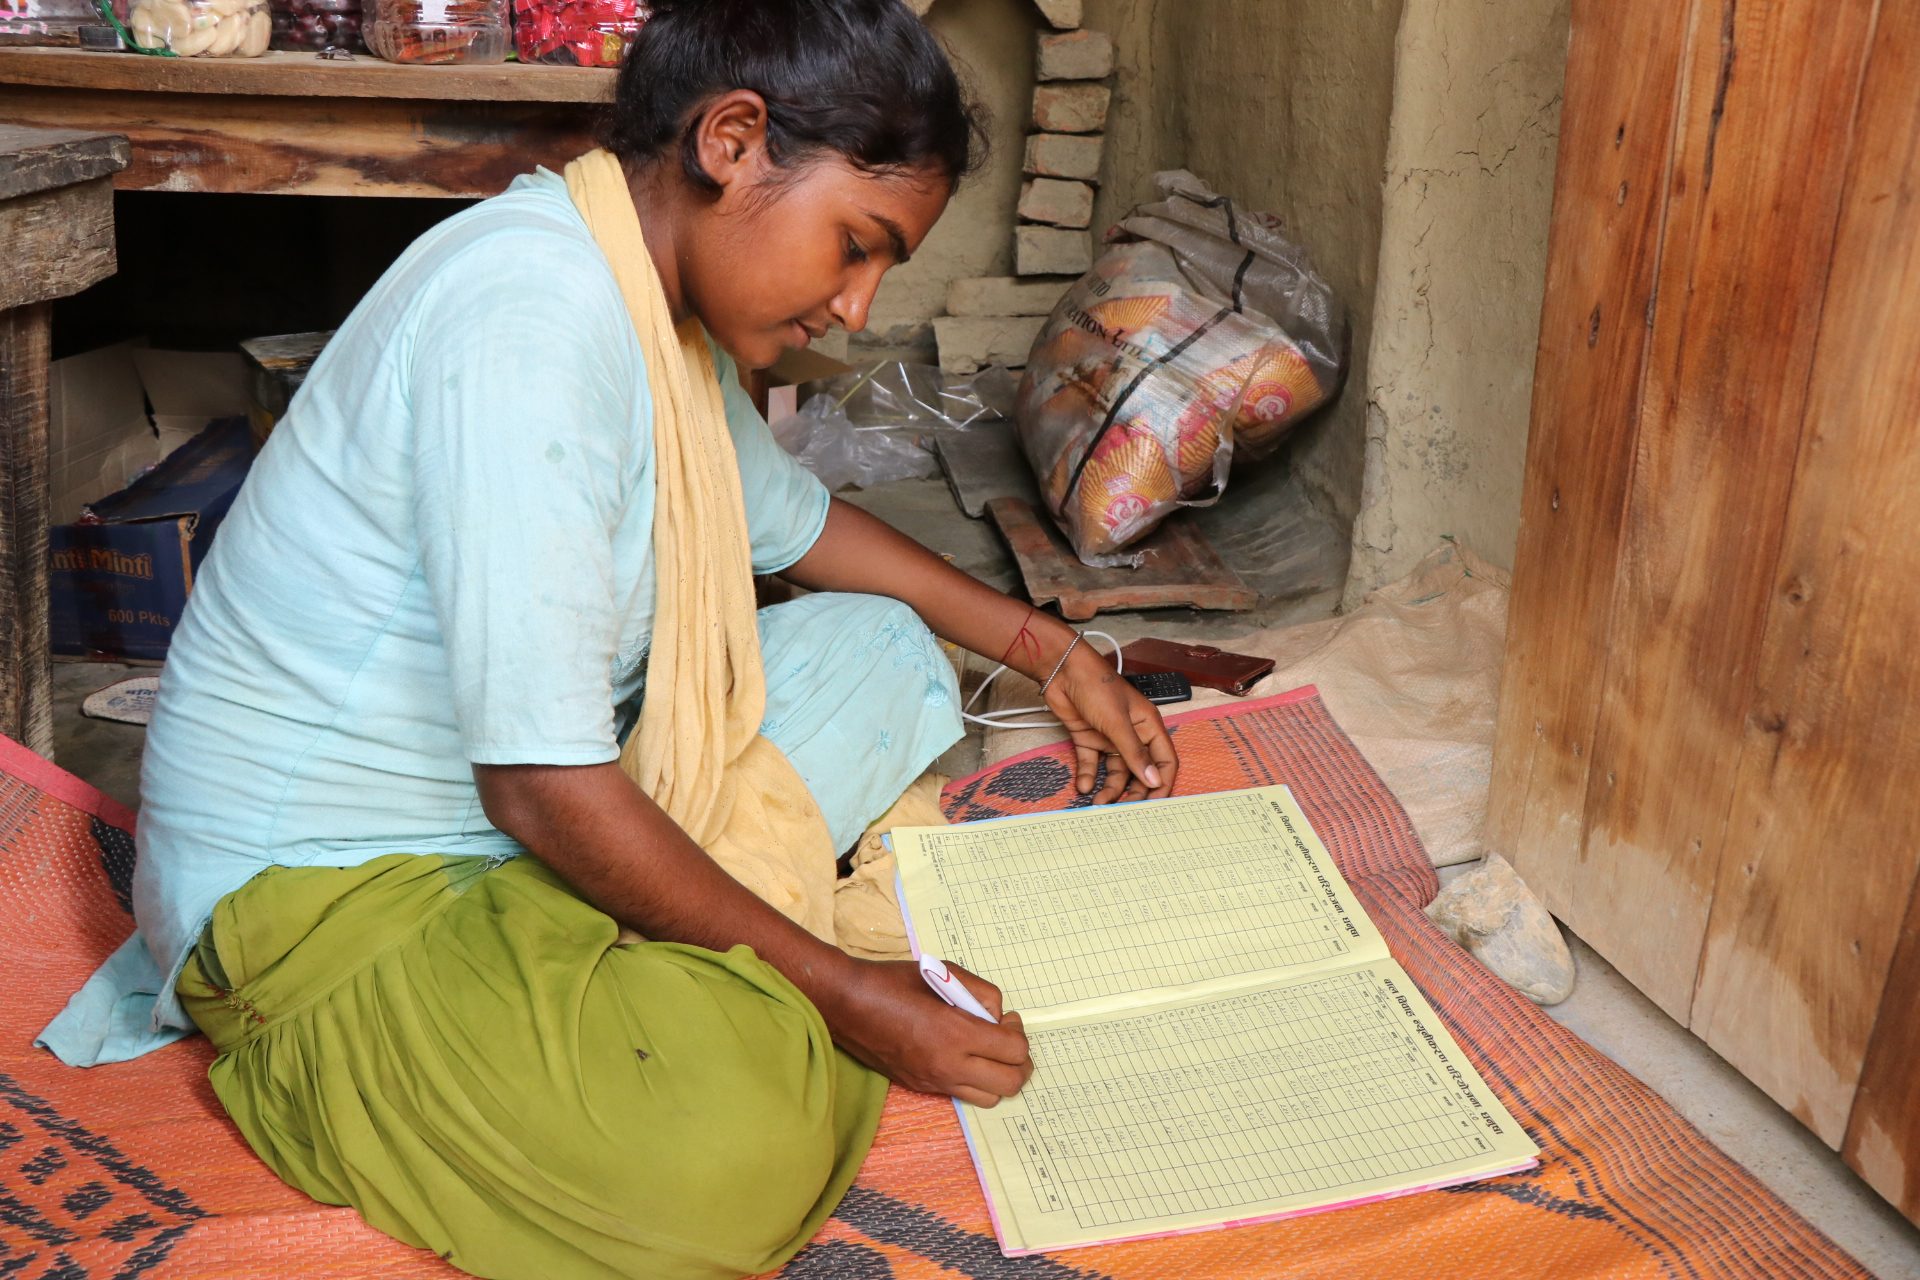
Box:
[1850,883,1920,1220]
[1687,0,1920,1150]
[1493,0,1920,1213]
[1568,0,1882,1022]
[1489,0,1699,913]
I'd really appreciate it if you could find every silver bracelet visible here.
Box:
[1038,632,1083,698]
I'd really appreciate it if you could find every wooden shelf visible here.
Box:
[0,46,614,103]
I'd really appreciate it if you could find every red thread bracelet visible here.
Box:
[998,606,1038,668]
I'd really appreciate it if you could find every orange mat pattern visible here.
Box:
[0,688,1868,1279]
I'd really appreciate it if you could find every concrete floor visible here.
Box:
[1548,937,1920,1278]
[52,658,146,812]
[45,469,1920,1278]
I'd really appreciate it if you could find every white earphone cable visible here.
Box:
[960,630,1123,731]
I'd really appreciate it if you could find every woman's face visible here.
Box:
[671,94,953,370]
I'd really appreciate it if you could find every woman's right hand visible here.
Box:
[815,959,1033,1108]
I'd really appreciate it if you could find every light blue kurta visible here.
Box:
[39,168,962,1068]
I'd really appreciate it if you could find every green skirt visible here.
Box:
[177,852,887,1280]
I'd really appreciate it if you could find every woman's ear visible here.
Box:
[690,89,771,191]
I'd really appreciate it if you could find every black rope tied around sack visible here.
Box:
[1060,189,1257,512]
[1167,189,1257,315]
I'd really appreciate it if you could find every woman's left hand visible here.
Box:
[1042,644,1179,804]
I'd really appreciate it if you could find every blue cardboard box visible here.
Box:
[49,417,254,663]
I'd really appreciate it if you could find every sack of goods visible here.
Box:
[1015,170,1347,565]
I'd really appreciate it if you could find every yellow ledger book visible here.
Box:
[890,784,1539,1256]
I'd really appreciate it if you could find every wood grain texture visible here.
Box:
[1495,0,1920,1210]
[1487,0,1698,910]
[1850,885,1920,1221]
[986,499,1255,622]
[0,87,597,197]
[0,30,82,47]
[0,305,54,758]
[1686,0,1920,1151]
[0,47,614,103]
[0,177,117,312]
[0,131,122,758]
[1568,0,1881,1023]
[0,125,127,201]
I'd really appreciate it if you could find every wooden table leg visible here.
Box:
[0,128,130,760]
[0,302,53,757]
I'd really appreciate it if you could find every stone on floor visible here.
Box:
[1426,852,1577,1004]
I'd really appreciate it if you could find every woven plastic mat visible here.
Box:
[0,692,1867,1278]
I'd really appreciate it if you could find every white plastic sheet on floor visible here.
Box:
[979,541,1508,869]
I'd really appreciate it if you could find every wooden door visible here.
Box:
[1488,0,1920,1222]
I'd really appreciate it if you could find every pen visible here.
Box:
[918,953,999,1024]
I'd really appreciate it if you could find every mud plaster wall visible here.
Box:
[861,0,1040,357]
[1084,0,1569,600]
[1347,0,1569,601]
[1084,0,1403,580]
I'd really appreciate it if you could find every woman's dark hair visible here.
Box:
[605,0,987,192]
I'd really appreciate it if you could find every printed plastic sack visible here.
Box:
[1015,170,1347,564]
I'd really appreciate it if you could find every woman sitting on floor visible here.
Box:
[39,1,1178,1276]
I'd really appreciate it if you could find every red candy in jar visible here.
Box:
[511,0,643,66]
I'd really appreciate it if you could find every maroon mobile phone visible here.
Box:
[1119,639,1276,697]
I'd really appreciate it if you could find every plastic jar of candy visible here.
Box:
[0,0,106,46]
[127,0,271,55]
[366,0,507,62]
[269,0,363,51]
[510,0,643,67]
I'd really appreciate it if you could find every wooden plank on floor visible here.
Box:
[1487,0,1700,911]
[986,498,1255,622]
[1685,0,1920,1152]
[1566,0,1881,1024]
[933,422,1042,519]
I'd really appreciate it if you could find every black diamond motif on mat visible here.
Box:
[982,758,1073,803]
[781,1239,897,1279]
[824,1185,1113,1279]
[90,818,137,920]
[1439,1161,1614,1222]
[0,1073,209,1278]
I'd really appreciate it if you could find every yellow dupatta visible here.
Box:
[564,149,842,939]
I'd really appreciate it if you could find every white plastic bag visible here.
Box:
[771,395,941,492]
[771,361,1016,491]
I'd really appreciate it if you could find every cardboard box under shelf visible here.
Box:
[49,341,252,525]
[49,418,254,663]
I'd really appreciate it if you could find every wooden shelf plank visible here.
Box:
[0,84,594,195]
[0,125,128,201]
[0,47,614,103]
